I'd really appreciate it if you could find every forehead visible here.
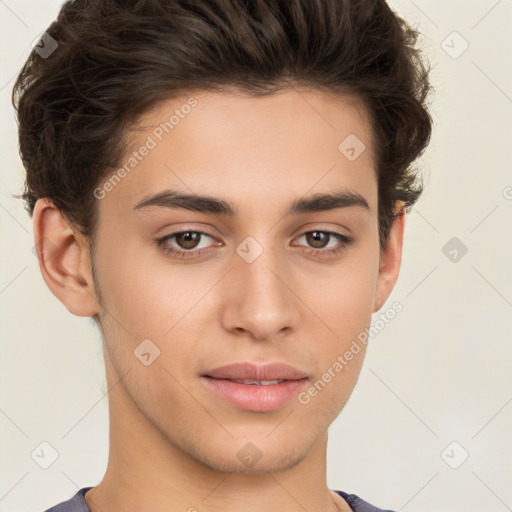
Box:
[97,88,377,217]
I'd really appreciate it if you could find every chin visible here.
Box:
[191,443,309,475]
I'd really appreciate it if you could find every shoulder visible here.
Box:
[335,490,397,512]
[42,487,92,512]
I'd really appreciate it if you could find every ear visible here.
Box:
[373,201,406,312]
[32,198,100,317]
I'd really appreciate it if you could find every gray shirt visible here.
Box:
[43,487,396,512]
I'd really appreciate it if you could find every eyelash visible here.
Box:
[155,229,353,260]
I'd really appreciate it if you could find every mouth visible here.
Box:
[228,379,285,385]
[201,362,309,412]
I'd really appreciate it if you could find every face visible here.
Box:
[85,88,396,474]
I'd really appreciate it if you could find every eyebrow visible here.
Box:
[132,189,370,216]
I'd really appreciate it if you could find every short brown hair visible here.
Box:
[13,0,433,249]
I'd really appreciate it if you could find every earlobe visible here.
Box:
[373,202,406,313]
[32,198,100,317]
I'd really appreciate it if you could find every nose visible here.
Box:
[220,239,301,341]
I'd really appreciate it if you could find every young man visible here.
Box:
[13,0,432,510]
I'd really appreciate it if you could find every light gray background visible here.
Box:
[1,1,511,511]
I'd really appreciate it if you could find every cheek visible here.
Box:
[300,242,379,402]
[94,245,218,394]
[95,236,193,339]
[305,245,379,340]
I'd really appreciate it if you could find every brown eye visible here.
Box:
[293,230,353,258]
[156,230,218,259]
[174,231,202,249]
[305,231,331,249]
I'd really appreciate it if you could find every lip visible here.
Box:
[201,362,309,412]
[205,362,309,381]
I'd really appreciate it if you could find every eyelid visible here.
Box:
[155,222,221,237]
[292,222,352,238]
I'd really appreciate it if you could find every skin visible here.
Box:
[32,88,405,512]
